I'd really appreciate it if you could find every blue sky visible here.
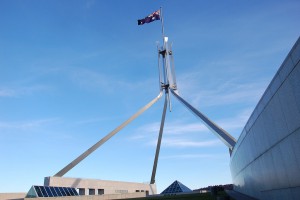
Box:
[0,0,299,193]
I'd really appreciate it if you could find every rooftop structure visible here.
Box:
[160,180,192,195]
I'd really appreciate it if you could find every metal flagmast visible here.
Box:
[54,8,236,190]
[160,7,165,40]
[151,8,179,183]
[149,8,236,184]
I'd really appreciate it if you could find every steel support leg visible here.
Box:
[150,94,168,184]
[54,92,163,177]
[170,89,236,150]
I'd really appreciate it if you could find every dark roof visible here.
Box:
[26,185,79,198]
[161,180,192,194]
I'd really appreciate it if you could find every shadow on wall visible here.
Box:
[71,178,83,188]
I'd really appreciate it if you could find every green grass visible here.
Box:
[125,192,232,200]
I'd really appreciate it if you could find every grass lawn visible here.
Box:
[125,191,232,200]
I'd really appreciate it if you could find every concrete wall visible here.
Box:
[0,193,26,200]
[45,177,156,195]
[230,36,300,200]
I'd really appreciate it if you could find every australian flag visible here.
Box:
[138,10,160,25]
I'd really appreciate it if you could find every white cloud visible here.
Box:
[146,137,221,148]
[86,0,96,9]
[75,117,113,125]
[0,88,15,97]
[70,68,112,91]
[178,77,266,108]
[162,138,221,148]
[69,67,157,94]
[164,122,207,135]
[0,85,51,98]
[217,108,252,131]
[133,107,252,138]
[131,106,253,149]
[160,153,226,160]
[134,121,209,136]
[0,118,60,132]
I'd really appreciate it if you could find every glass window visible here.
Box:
[64,187,71,196]
[50,187,58,197]
[66,187,74,195]
[71,188,79,195]
[58,187,67,196]
[79,188,85,195]
[98,189,104,195]
[34,186,43,197]
[39,186,48,197]
[54,187,62,196]
[29,185,80,197]
[89,188,95,195]
[45,186,53,197]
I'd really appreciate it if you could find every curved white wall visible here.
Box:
[230,37,300,200]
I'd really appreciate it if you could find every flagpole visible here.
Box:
[160,7,165,41]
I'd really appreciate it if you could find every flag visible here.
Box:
[138,10,160,25]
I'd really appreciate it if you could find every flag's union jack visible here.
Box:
[138,10,160,25]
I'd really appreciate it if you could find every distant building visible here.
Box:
[160,180,192,195]
[44,176,156,196]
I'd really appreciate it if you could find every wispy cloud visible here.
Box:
[132,122,222,148]
[131,107,252,149]
[160,153,226,160]
[0,118,60,132]
[161,138,221,148]
[0,85,51,98]
[75,117,107,125]
[0,88,15,97]
[178,74,267,108]
[164,123,208,135]
[197,82,265,107]
[217,108,252,131]
[86,0,96,9]
[146,137,221,148]
[133,107,251,138]
[132,121,208,138]
[70,68,111,91]
[69,67,156,94]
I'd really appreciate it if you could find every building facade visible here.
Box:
[44,177,156,196]
[230,37,300,199]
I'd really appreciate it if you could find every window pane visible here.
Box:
[39,186,48,197]
[50,187,58,197]
[45,186,53,197]
[64,187,71,196]
[71,188,79,195]
[34,186,43,197]
[58,187,67,196]
[54,187,62,196]
[67,187,74,196]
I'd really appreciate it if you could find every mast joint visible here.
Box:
[159,50,166,57]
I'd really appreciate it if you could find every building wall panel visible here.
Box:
[230,37,300,199]
[279,134,300,187]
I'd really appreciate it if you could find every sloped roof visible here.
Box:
[161,180,192,194]
[26,185,78,198]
